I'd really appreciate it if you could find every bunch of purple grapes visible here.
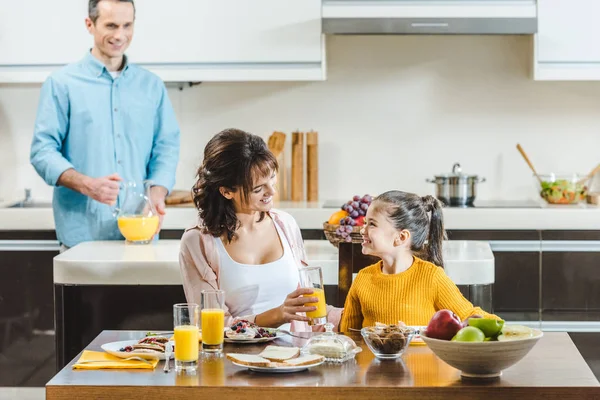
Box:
[335,223,354,242]
[341,194,372,218]
[334,194,373,243]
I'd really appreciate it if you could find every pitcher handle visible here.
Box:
[111,181,128,218]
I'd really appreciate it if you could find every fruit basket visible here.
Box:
[323,222,363,248]
[324,194,372,248]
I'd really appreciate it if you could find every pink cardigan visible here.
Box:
[179,209,343,332]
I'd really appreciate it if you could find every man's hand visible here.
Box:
[81,173,123,206]
[57,169,123,206]
[149,185,168,235]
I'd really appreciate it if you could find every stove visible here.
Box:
[446,199,542,208]
[322,199,541,209]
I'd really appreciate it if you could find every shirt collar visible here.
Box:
[83,50,131,78]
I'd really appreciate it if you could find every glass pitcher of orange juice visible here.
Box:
[114,180,159,244]
[299,266,327,326]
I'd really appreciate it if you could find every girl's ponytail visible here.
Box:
[421,195,447,268]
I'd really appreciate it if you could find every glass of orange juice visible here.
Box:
[200,290,225,354]
[173,303,200,373]
[299,266,327,326]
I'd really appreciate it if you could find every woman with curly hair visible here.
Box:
[179,128,342,331]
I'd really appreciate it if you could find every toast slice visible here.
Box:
[226,353,272,367]
[282,354,324,367]
[258,345,300,362]
[269,354,325,368]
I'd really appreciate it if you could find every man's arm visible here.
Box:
[58,169,122,206]
[30,77,123,206]
[30,77,76,187]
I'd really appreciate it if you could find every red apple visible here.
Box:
[425,309,462,341]
[355,216,365,226]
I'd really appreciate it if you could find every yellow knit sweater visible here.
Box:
[339,257,498,331]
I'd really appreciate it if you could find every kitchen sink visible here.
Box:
[8,201,53,208]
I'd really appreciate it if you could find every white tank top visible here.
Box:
[215,221,299,329]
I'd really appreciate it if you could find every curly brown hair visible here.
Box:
[192,128,278,243]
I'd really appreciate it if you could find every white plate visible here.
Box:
[224,331,283,344]
[408,326,427,345]
[101,340,173,360]
[231,359,324,373]
[224,327,282,344]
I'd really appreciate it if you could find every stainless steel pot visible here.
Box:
[426,163,486,206]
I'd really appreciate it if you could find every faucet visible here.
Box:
[24,188,32,203]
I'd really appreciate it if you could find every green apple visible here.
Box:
[468,318,505,338]
[451,326,485,342]
[497,325,534,341]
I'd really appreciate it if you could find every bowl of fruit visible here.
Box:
[324,194,373,247]
[420,310,543,378]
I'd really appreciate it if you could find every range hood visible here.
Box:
[322,0,537,35]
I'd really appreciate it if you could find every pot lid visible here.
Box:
[434,163,478,179]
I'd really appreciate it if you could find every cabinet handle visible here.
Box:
[410,22,449,28]
[0,240,60,251]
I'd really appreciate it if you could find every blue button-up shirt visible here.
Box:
[30,52,180,247]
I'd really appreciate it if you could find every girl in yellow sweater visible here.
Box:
[340,191,498,331]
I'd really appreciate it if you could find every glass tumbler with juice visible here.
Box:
[299,266,327,325]
[200,290,225,354]
[173,303,200,372]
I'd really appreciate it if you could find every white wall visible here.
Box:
[1,35,600,203]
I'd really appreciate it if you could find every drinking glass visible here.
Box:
[173,303,200,372]
[299,266,327,326]
[200,290,225,354]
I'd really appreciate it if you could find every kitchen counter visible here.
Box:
[3,200,600,231]
[53,239,494,286]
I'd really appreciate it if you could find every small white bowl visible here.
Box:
[420,329,543,378]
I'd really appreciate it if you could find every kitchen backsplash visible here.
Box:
[1,35,599,203]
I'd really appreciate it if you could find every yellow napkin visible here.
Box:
[72,350,159,370]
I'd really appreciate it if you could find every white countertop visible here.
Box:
[53,239,494,286]
[3,199,600,231]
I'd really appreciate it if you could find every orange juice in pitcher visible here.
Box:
[118,215,159,242]
[114,180,159,244]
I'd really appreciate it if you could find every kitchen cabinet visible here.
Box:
[0,0,324,83]
[0,238,59,386]
[540,235,600,324]
[534,0,600,80]
[447,230,542,322]
[492,251,541,322]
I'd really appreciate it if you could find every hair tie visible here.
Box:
[421,196,434,212]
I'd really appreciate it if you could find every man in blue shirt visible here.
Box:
[30,0,180,249]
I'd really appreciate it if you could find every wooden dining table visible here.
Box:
[46,330,600,399]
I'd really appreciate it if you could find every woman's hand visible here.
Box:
[278,288,318,323]
[254,288,318,327]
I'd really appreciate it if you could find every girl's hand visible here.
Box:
[278,288,318,323]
